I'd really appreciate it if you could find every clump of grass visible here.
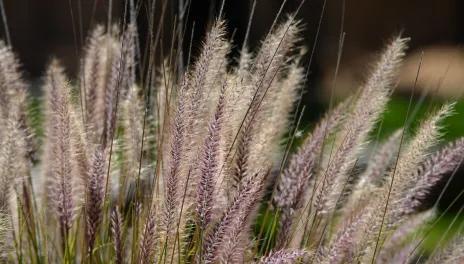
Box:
[0,8,464,264]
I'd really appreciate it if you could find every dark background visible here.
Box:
[5,1,464,84]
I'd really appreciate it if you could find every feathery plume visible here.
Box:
[0,41,26,108]
[315,36,408,214]
[0,113,28,211]
[344,130,402,213]
[258,249,307,264]
[0,212,10,260]
[359,130,402,187]
[379,241,418,264]
[182,19,228,148]
[231,110,255,189]
[202,172,265,263]
[226,17,301,193]
[159,21,231,260]
[81,25,122,147]
[219,227,248,263]
[161,82,186,235]
[85,147,106,254]
[43,60,75,239]
[0,100,27,258]
[81,25,105,122]
[70,107,90,185]
[0,109,28,254]
[180,22,230,213]
[196,85,226,230]
[252,16,301,96]
[101,38,123,147]
[119,22,137,97]
[398,138,464,217]
[244,17,301,176]
[120,84,145,182]
[111,207,124,264]
[273,100,347,247]
[318,203,372,264]
[386,103,454,225]
[263,60,304,139]
[0,41,32,160]
[138,209,157,264]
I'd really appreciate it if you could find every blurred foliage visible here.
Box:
[419,213,464,255]
[375,95,464,141]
